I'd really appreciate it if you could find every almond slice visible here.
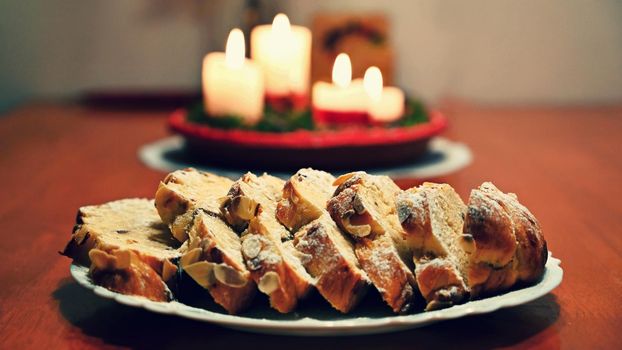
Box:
[113,249,132,270]
[257,271,280,294]
[241,235,262,259]
[183,261,216,289]
[180,247,202,267]
[162,259,178,283]
[214,264,248,288]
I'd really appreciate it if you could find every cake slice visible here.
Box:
[62,198,180,302]
[177,209,256,314]
[277,168,369,313]
[220,172,288,239]
[155,168,233,242]
[220,173,314,313]
[465,182,548,297]
[327,172,417,313]
[276,168,337,232]
[396,183,471,310]
[155,168,258,313]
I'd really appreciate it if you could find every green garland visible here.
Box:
[186,99,428,133]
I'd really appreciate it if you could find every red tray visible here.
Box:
[168,109,448,170]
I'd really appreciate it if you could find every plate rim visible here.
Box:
[69,252,563,335]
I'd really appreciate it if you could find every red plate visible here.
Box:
[168,109,448,170]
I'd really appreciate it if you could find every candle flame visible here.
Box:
[272,13,291,35]
[364,66,383,102]
[225,28,245,69]
[332,53,352,88]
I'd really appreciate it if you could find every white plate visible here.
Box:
[70,253,562,336]
[138,136,473,180]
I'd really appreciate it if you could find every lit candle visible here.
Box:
[203,28,264,125]
[363,66,405,123]
[312,53,369,125]
[251,14,312,103]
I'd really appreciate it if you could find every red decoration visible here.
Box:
[312,108,370,126]
[168,108,448,169]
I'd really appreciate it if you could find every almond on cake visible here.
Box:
[176,209,256,314]
[220,173,314,313]
[154,168,257,314]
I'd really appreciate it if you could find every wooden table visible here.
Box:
[0,102,620,349]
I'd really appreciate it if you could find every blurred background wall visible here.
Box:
[1,0,621,113]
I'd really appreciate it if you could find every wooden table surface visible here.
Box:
[0,102,620,349]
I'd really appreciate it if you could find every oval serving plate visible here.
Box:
[70,253,562,336]
[167,109,448,171]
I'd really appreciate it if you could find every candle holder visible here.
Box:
[168,97,445,171]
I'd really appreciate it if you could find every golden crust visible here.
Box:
[465,189,517,267]
[466,182,547,297]
[89,249,172,302]
[179,210,256,314]
[467,261,518,297]
[355,236,416,313]
[490,187,548,283]
[414,258,468,310]
[294,217,369,313]
[242,217,313,313]
[478,183,547,283]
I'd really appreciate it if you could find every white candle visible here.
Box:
[312,53,369,113]
[251,14,312,97]
[363,66,405,122]
[203,28,264,124]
